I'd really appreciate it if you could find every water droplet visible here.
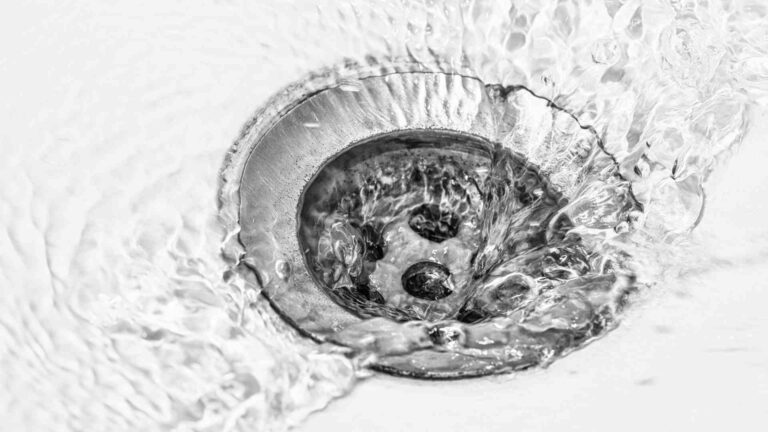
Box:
[553,4,574,39]
[338,80,362,92]
[605,0,625,18]
[492,282,529,305]
[658,18,724,87]
[505,32,526,51]
[626,6,643,39]
[428,324,464,346]
[591,38,620,65]
[275,260,291,281]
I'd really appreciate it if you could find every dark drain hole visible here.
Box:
[408,203,461,243]
[401,261,454,300]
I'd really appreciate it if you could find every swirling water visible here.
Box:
[1,1,766,431]
[290,107,639,373]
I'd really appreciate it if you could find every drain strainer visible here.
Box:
[222,65,639,378]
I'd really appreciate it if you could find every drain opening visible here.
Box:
[297,129,574,323]
[231,70,640,378]
[402,261,454,300]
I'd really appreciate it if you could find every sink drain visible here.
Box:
[222,64,640,378]
[402,261,454,301]
[298,130,491,322]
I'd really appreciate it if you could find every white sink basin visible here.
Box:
[2,3,766,431]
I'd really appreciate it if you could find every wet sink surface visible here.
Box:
[2,2,767,431]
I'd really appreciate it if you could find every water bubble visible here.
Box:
[644,176,704,235]
[338,79,362,92]
[523,291,594,332]
[732,56,768,100]
[659,17,725,88]
[626,6,643,39]
[505,32,526,51]
[428,324,465,346]
[553,3,575,39]
[275,260,291,281]
[591,38,620,65]
[605,0,625,18]
[492,281,529,305]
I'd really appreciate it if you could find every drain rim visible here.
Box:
[222,65,639,379]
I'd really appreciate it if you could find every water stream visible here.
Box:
[1,1,766,431]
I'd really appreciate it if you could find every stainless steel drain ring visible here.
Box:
[222,66,625,378]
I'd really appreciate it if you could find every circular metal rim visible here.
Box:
[222,64,635,379]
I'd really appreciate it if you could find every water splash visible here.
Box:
[273,79,641,376]
[1,1,766,431]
